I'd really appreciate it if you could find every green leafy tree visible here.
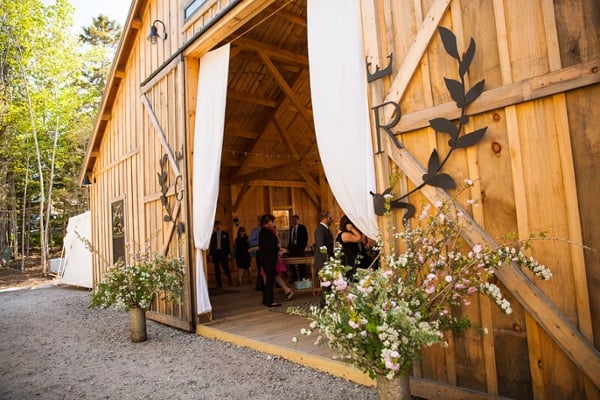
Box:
[78,14,121,113]
[0,0,120,272]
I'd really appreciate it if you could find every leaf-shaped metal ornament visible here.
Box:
[177,222,186,235]
[426,149,441,177]
[371,188,393,216]
[459,39,476,77]
[430,117,459,140]
[444,78,465,107]
[389,200,416,221]
[438,26,459,59]
[425,173,456,190]
[464,79,485,106]
[157,171,168,185]
[159,154,168,168]
[452,127,487,149]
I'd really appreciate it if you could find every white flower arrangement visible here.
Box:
[90,250,185,312]
[290,188,552,380]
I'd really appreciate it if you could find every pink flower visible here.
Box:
[333,278,347,291]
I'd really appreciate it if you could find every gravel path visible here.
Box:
[0,283,376,400]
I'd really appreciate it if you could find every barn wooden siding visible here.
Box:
[86,0,195,330]
[358,0,599,399]
[82,0,599,398]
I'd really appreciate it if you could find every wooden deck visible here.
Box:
[196,283,374,387]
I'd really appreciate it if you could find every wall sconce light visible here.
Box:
[82,175,92,187]
[148,19,168,44]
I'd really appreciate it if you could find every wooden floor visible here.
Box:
[196,282,374,387]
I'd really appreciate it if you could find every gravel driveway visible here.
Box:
[0,283,376,399]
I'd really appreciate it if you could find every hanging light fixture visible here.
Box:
[82,175,92,187]
[148,19,168,44]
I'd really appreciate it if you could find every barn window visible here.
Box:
[111,199,125,263]
[183,0,208,21]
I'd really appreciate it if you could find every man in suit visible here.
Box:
[287,214,309,281]
[209,220,233,288]
[313,211,334,307]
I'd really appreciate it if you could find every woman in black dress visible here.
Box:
[258,214,281,307]
[336,215,367,279]
[234,227,252,286]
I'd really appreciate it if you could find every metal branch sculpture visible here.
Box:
[371,27,487,220]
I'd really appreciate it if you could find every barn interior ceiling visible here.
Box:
[217,0,321,197]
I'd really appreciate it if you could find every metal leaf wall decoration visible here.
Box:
[157,153,185,236]
[371,27,488,220]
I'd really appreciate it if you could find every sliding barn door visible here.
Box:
[141,58,194,331]
[359,0,599,398]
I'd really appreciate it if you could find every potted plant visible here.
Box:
[89,250,185,342]
[291,187,552,399]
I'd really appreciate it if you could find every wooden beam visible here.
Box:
[228,90,279,108]
[277,10,307,28]
[141,94,181,177]
[258,52,313,127]
[233,50,302,73]
[298,170,320,194]
[272,115,300,160]
[232,183,251,213]
[225,124,260,139]
[234,37,308,67]
[130,17,142,30]
[409,376,513,400]
[250,180,307,188]
[395,57,600,133]
[383,0,452,104]
[141,55,182,94]
[226,158,320,185]
[232,70,309,176]
[301,188,320,208]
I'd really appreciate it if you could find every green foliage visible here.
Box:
[90,253,185,312]
[0,0,121,257]
[78,14,121,113]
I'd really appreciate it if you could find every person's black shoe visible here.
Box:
[267,302,281,308]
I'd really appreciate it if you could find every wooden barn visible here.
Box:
[81,0,600,398]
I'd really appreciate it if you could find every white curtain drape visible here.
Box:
[307,0,378,239]
[192,44,230,314]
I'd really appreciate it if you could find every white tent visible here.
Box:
[59,211,92,288]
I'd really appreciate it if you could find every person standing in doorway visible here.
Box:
[248,215,263,291]
[258,214,282,307]
[313,211,334,307]
[287,214,308,281]
[209,221,233,289]
[234,226,252,286]
[335,215,367,279]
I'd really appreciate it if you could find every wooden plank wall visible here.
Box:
[90,0,193,329]
[221,184,337,250]
[361,0,599,399]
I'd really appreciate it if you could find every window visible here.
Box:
[183,0,208,22]
[111,199,125,263]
